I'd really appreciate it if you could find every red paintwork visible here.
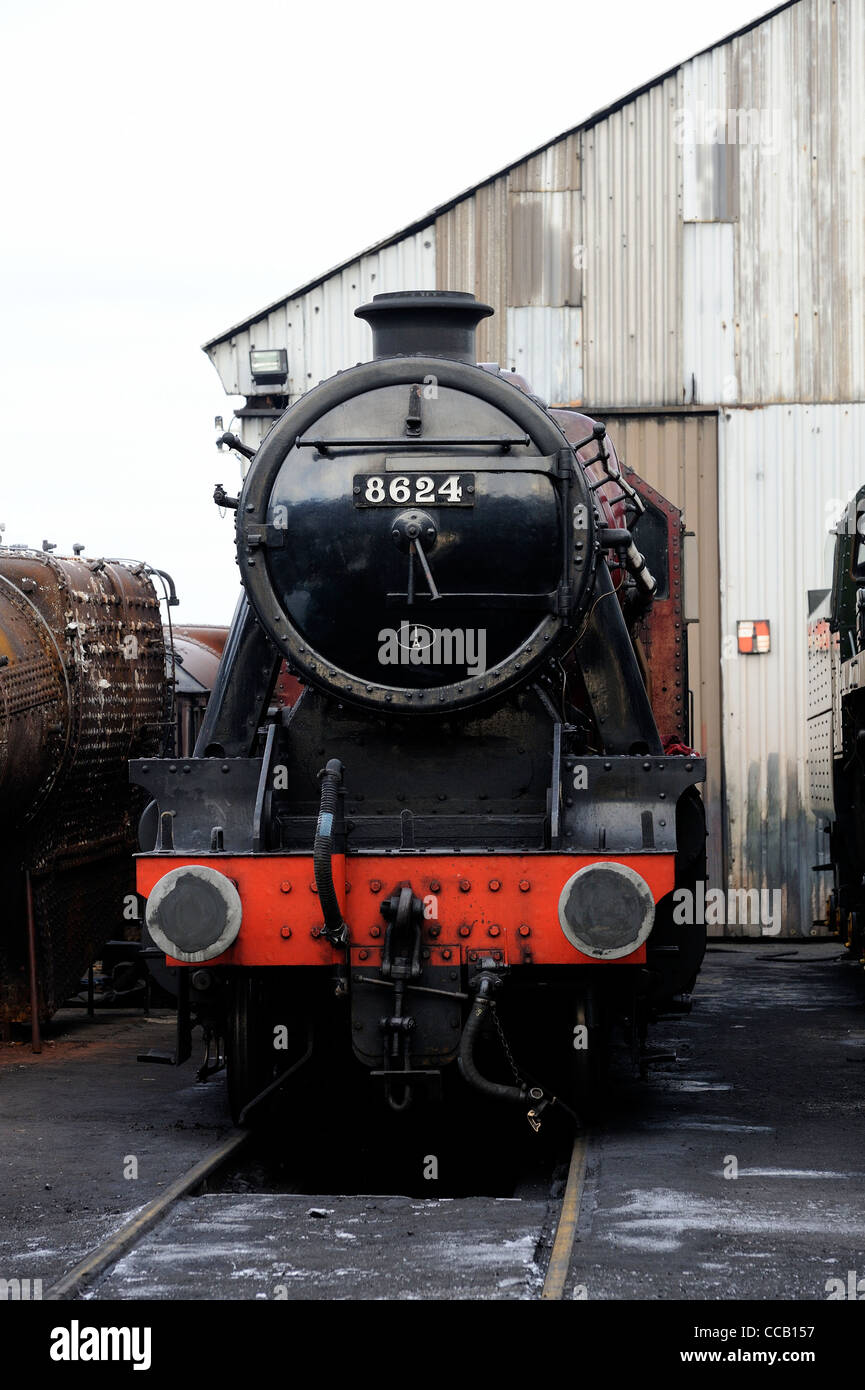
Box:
[624,468,689,749]
[136,852,674,969]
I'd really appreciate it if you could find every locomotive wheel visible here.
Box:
[226,973,276,1126]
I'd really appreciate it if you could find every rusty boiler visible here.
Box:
[0,550,166,1025]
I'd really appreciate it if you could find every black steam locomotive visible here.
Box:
[133,291,706,1127]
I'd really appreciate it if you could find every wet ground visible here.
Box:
[0,1009,230,1290]
[89,1193,551,1300]
[569,944,865,1299]
[1,943,863,1300]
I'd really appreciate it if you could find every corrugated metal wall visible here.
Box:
[435,131,583,394]
[682,223,736,405]
[582,76,683,407]
[207,229,436,408]
[208,0,865,417]
[506,307,582,405]
[601,412,723,898]
[719,403,865,936]
[682,0,865,405]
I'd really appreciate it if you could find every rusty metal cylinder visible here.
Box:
[0,550,168,1024]
[0,551,165,831]
[0,568,69,825]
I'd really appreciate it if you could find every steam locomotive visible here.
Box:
[133,291,706,1127]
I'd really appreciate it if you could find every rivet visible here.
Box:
[459,880,471,893]
[488,879,501,892]
[429,879,441,892]
[309,882,318,893]
[370,879,382,893]
[442,948,452,960]
[280,925,292,939]
[518,924,531,938]
[459,925,471,937]
[358,948,369,960]
[370,925,381,938]
[519,879,530,893]
[280,881,292,894]
[488,925,501,937]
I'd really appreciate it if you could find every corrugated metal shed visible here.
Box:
[680,42,739,223]
[719,403,865,936]
[507,192,581,308]
[507,132,581,193]
[582,76,683,408]
[682,223,736,405]
[729,0,865,404]
[207,0,865,416]
[506,307,582,405]
[208,230,436,406]
[434,133,582,374]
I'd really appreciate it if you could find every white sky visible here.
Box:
[1,0,777,622]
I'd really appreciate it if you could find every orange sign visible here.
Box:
[737,620,771,654]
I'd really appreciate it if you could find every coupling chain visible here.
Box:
[488,999,524,1089]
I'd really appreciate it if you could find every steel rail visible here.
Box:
[540,1133,589,1299]
[45,1129,250,1301]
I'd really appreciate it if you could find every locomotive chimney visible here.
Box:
[354,290,493,364]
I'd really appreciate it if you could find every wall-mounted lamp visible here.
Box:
[249,348,288,386]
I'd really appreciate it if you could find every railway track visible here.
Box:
[45,1130,252,1301]
[34,945,865,1304]
[45,1128,589,1302]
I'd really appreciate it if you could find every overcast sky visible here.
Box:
[2,0,776,623]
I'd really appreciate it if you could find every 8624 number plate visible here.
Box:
[353,473,475,507]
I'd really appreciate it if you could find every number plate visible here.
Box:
[353,473,475,507]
